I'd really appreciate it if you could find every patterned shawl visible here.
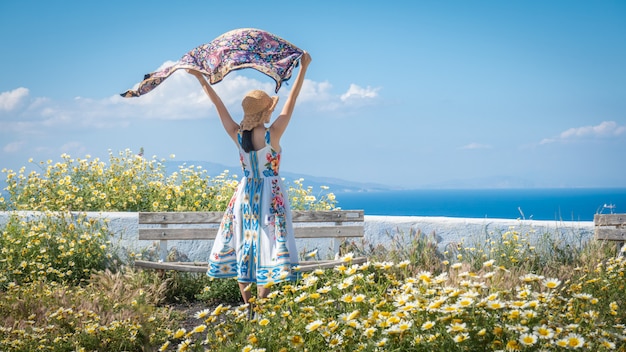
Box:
[121,28,303,97]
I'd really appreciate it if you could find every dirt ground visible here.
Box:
[169,300,241,330]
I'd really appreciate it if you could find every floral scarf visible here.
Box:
[121,28,303,97]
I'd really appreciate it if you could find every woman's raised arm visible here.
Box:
[270,51,312,146]
[188,70,239,142]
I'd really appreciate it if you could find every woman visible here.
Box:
[188,51,311,303]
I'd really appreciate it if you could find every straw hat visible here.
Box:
[239,90,279,131]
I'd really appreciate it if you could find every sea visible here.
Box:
[2,185,625,222]
[334,188,626,222]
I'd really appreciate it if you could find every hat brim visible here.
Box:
[269,96,279,111]
[262,96,279,121]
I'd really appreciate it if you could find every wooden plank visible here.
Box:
[139,228,217,240]
[293,226,364,238]
[148,261,208,266]
[595,228,626,241]
[135,260,207,272]
[291,210,364,223]
[138,225,364,241]
[139,212,223,224]
[134,257,368,273]
[139,210,364,225]
[594,214,626,227]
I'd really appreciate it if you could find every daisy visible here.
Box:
[192,324,207,334]
[519,333,537,346]
[336,281,351,290]
[194,309,210,319]
[363,327,377,338]
[565,333,585,348]
[177,339,191,352]
[397,319,413,332]
[505,339,521,351]
[328,335,343,348]
[340,294,354,303]
[417,271,432,284]
[453,333,469,343]
[486,293,499,301]
[173,328,186,339]
[421,321,436,330]
[457,297,474,308]
[542,277,562,289]
[573,293,593,300]
[290,335,304,347]
[306,320,324,332]
[354,294,366,303]
[294,292,307,303]
[340,252,355,262]
[317,285,332,294]
[555,338,569,348]
[533,325,554,339]
[376,338,388,347]
[211,304,228,316]
[397,260,410,268]
[519,273,543,282]
[482,272,496,279]
[599,338,616,349]
[347,309,360,321]
[158,341,170,352]
[486,300,505,310]
[482,259,496,268]
[446,322,467,333]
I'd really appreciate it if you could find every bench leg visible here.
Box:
[159,239,168,262]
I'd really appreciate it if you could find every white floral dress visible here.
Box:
[207,129,299,285]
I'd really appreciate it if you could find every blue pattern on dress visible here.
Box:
[207,129,298,285]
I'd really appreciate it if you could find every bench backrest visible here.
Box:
[594,213,626,241]
[138,210,364,261]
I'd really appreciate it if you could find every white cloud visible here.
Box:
[540,121,625,145]
[0,65,382,139]
[460,142,492,150]
[0,87,29,112]
[60,141,88,156]
[2,141,25,153]
[340,84,380,102]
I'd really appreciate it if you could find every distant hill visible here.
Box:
[0,161,547,202]
[0,160,395,203]
[165,160,396,193]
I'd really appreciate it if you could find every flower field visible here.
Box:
[1,151,625,351]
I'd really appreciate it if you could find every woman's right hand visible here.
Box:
[300,51,312,68]
[186,69,204,78]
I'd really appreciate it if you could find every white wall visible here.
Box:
[0,212,594,262]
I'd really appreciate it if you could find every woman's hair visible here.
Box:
[241,130,254,153]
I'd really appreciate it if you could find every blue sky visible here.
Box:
[1,0,625,189]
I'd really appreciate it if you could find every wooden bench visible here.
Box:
[594,213,626,255]
[134,210,366,272]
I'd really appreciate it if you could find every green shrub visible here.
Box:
[159,271,242,305]
[0,150,337,212]
[196,277,243,304]
[0,211,111,288]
